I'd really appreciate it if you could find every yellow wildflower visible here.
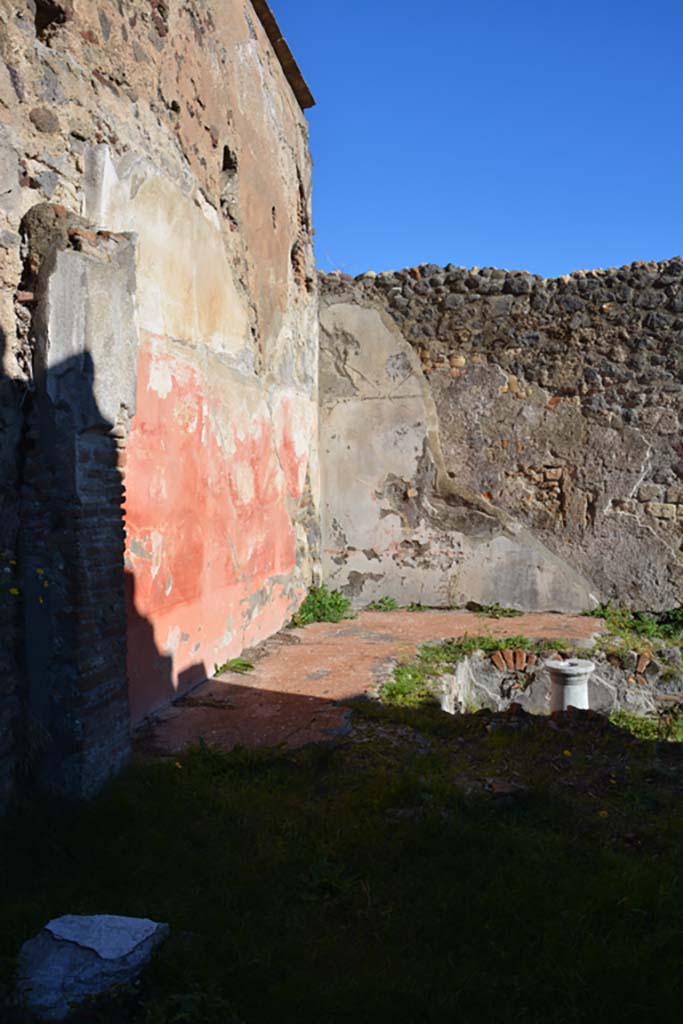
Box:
[599,810,609,819]
[36,568,45,575]
[563,749,572,758]
[9,587,19,596]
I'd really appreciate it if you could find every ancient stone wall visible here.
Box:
[19,208,137,797]
[320,258,683,611]
[0,0,319,803]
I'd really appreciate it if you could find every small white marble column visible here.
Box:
[545,658,596,712]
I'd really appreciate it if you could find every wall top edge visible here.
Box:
[250,0,316,110]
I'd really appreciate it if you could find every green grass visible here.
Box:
[379,635,571,707]
[365,597,399,612]
[379,604,683,711]
[380,661,440,707]
[611,707,683,743]
[214,658,255,676]
[364,597,435,613]
[289,585,353,627]
[587,602,683,656]
[610,711,661,742]
[1,710,682,1024]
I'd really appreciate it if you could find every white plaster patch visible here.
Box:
[148,355,174,399]
[150,531,164,580]
[200,401,209,445]
[236,39,278,132]
[233,462,255,503]
[86,152,250,351]
[193,188,221,231]
[221,617,234,649]
[83,145,120,227]
[164,625,182,659]
[149,467,168,502]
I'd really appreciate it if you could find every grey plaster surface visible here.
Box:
[320,300,596,612]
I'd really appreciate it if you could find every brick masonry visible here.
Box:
[16,213,137,797]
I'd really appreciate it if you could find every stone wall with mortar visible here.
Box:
[320,257,683,612]
[0,0,319,801]
[19,208,137,797]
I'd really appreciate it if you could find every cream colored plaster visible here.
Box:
[85,149,250,354]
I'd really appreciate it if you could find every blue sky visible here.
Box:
[273,0,683,278]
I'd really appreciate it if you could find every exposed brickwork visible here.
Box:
[14,220,136,798]
[18,413,131,796]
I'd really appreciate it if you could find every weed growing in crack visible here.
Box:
[214,658,255,676]
[289,584,353,627]
[465,601,524,618]
[366,596,399,611]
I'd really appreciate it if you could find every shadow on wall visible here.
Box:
[0,324,24,808]
[125,568,208,726]
[1,319,206,801]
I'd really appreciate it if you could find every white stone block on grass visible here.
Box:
[17,914,169,1021]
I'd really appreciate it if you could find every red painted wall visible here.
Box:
[125,335,312,722]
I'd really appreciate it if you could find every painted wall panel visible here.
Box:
[125,338,317,721]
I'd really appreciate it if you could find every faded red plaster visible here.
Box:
[273,393,310,500]
[125,338,307,721]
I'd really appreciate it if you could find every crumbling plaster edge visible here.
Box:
[319,294,601,611]
[321,294,518,534]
